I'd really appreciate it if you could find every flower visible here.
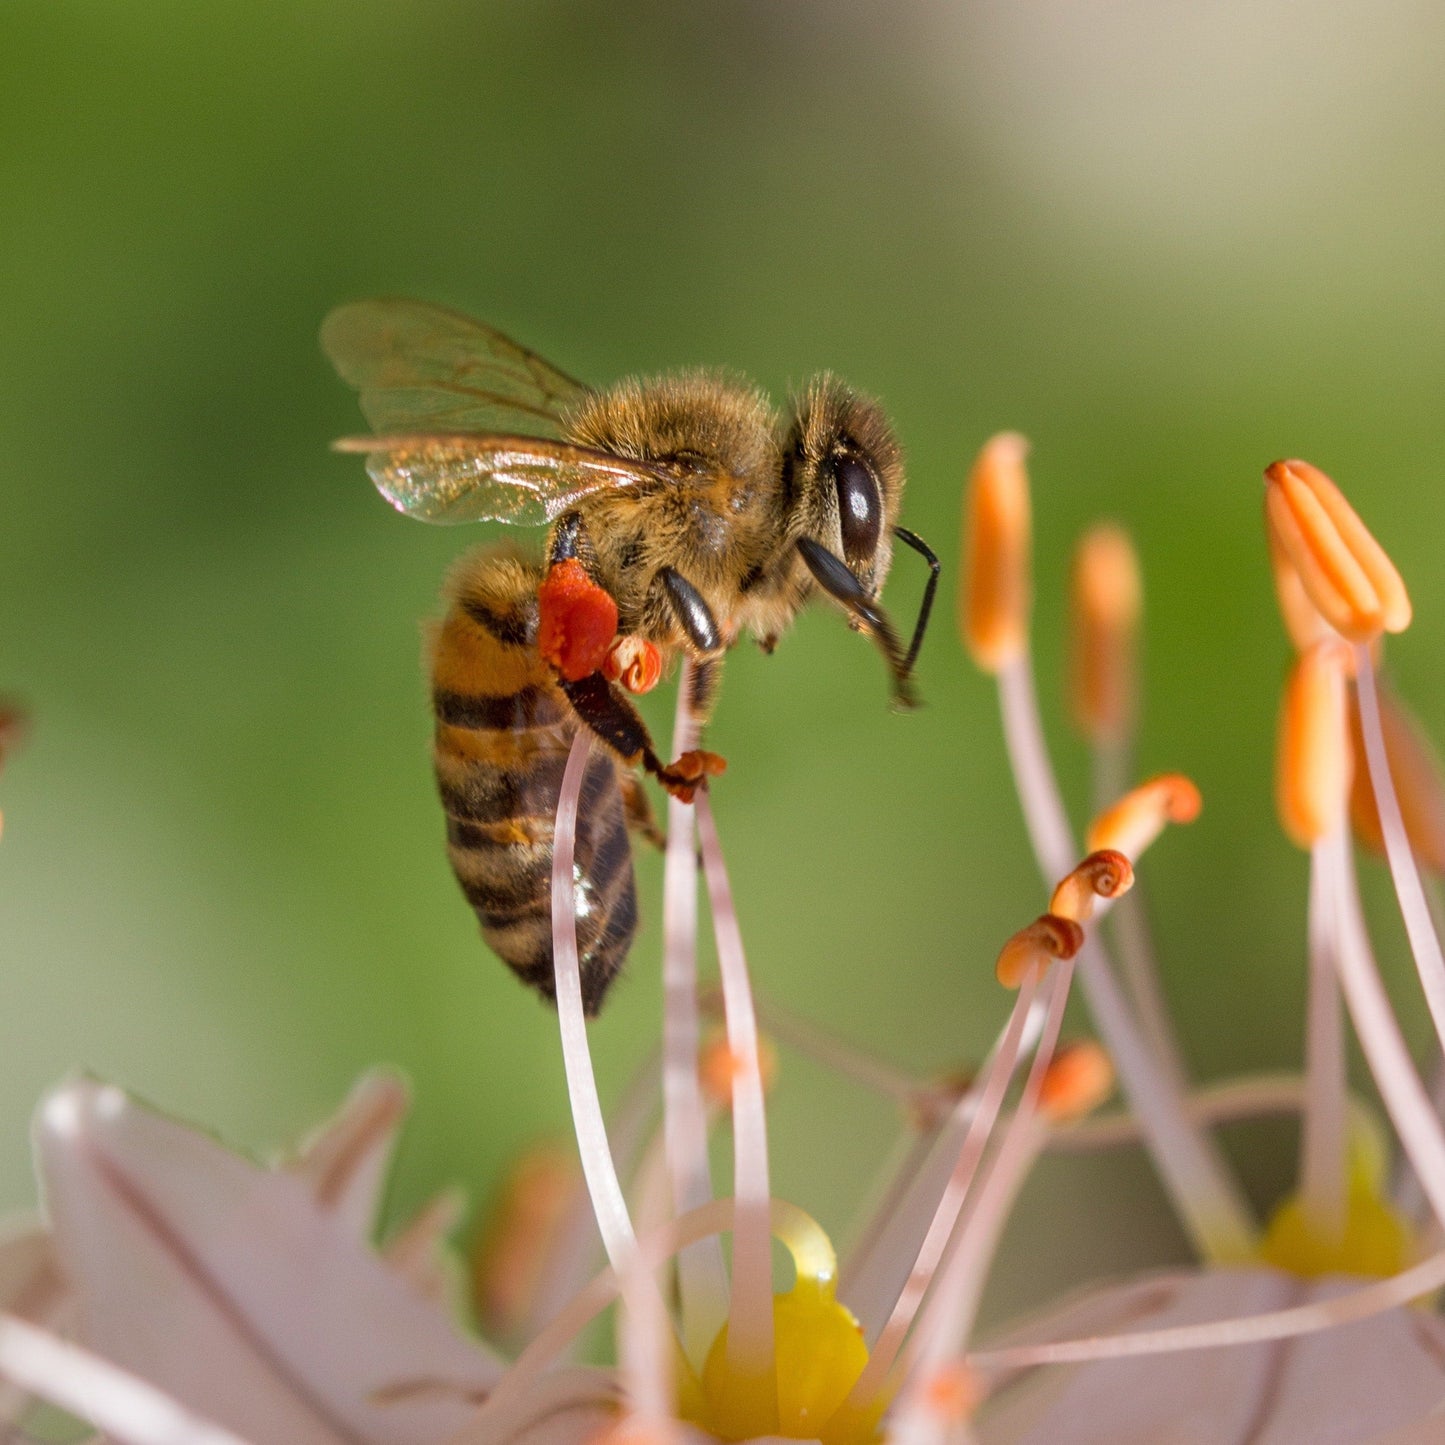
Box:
[5,449,1445,1443]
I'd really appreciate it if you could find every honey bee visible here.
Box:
[322,298,938,1012]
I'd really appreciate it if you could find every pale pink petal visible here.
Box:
[977,1270,1445,1445]
[383,1188,467,1309]
[37,1078,502,1445]
[283,1070,410,1238]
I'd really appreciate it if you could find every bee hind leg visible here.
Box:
[559,673,726,804]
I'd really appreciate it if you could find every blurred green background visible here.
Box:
[5,0,1445,1328]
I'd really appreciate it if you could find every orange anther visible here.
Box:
[1049,849,1135,923]
[471,1143,576,1339]
[1264,460,1411,644]
[1275,642,1352,849]
[921,1361,983,1423]
[1038,1040,1115,1123]
[1349,684,1445,876]
[996,913,1084,989]
[1069,524,1142,744]
[961,432,1032,674]
[603,634,663,694]
[1266,523,1331,653]
[537,559,619,681]
[699,1029,777,1108]
[1086,773,1202,860]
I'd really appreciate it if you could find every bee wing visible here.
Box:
[334,432,675,525]
[321,298,590,439]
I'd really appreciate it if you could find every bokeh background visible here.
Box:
[5,0,1445,1330]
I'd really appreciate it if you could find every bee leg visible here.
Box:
[686,654,724,728]
[656,567,723,654]
[796,536,918,710]
[559,673,727,804]
[620,772,667,851]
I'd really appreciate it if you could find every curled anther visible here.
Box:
[1275,640,1352,849]
[1264,459,1411,643]
[996,913,1085,989]
[1048,848,1135,924]
[1086,773,1202,860]
[1038,1040,1116,1124]
[1069,523,1142,744]
[961,432,1032,674]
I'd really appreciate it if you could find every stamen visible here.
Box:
[695,794,775,1393]
[1349,680,1445,876]
[1321,824,1445,1226]
[0,1312,249,1445]
[551,731,674,1421]
[1354,650,1445,1056]
[1275,642,1352,850]
[1068,523,1142,747]
[843,971,1043,1414]
[1086,773,1202,860]
[1048,849,1135,924]
[1296,838,1348,1243]
[995,915,1083,989]
[660,664,727,1360]
[960,432,1032,675]
[1263,459,1411,643]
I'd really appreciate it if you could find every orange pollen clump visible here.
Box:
[1069,523,1142,744]
[1263,459,1411,644]
[996,913,1084,989]
[536,559,619,682]
[1048,848,1135,923]
[921,1361,983,1423]
[1275,641,1352,850]
[961,432,1032,674]
[603,634,663,694]
[1086,773,1202,860]
[1038,1040,1115,1123]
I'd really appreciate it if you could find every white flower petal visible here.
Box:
[36,1078,502,1445]
[284,1069,410,1238]
[978,1269,1445,1445]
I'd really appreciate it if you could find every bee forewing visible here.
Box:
[338,434,668,526]
[320,298,590,439]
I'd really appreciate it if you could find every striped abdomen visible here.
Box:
[430,547,638,1014]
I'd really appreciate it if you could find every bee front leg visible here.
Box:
[559,673,726,804]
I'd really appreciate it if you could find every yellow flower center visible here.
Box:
[677,1208,889,1445]
[1260,1124,1415,1279]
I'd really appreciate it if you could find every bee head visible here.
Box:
[783,374,905,599]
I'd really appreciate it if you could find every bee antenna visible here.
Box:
[894,526,940,677]
[797,537,918,710]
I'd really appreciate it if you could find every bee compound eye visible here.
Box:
[833,453,882,563]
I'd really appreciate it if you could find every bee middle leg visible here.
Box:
[620,772,667,851]
[560,673,726,804]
